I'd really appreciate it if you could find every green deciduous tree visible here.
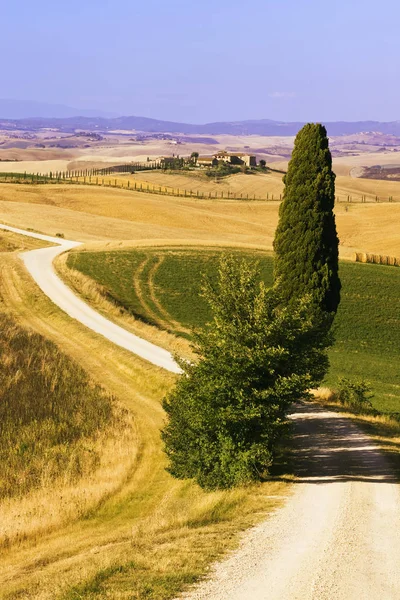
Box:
[162,255,329,490]
[273,123,341,322]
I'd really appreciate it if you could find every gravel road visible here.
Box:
[180,403,400,600]
[0,224,180,373]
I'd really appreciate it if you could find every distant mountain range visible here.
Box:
[1,102,400,137]
[0,99,118,120]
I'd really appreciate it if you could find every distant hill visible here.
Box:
[0,99,118,119]
[1,110,400,137]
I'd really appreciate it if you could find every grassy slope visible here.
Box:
[68,248,400,414]
[0,313,115,500]
[0,252,289,600]
[0,229,51,252]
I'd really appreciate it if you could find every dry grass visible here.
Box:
[0,230,51,252]
[3,182,400,259]
[0,295,138,549]
[0,183,280,248]
[1,411,137,549]
[335,174,400,201]
[105,170,286,199]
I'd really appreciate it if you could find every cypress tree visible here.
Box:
[273,123,341,322]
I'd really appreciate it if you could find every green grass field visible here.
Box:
[67,248,400,414]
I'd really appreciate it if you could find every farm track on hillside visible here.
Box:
[0,224,180,373]
[180,403,400,600]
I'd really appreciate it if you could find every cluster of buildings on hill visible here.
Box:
[197,151,257,168]
[157,150,258,169]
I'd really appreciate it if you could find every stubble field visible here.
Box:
[2,183,400,257]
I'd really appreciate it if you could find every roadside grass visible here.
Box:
[0,310,136,547]
[61,483,285,600]
[67,247,400,414]
[0,252,291,600]
[0,312,111,499]
[0,229,51,252]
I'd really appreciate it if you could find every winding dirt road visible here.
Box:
[0,224,180,373]
[180,403,400,600]
[2,223,400,599]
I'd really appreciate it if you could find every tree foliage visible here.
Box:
[162,255,329,489]
[273,123,341,321]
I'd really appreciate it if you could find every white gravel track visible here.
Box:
[180,404,400,600]
[0,224,180,373]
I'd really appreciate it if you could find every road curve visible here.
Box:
[180,403,400,600]
[0,224,181,373]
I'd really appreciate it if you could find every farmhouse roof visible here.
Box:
[213,151,255,158]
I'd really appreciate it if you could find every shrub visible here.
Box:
[336,377,374,411]
[162,255,330,490]
[205,162,241,178]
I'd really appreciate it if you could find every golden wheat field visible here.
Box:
[1,183,400,258]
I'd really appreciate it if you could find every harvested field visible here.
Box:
[0,156,73,172]
[112,170,286,199]
[2,183,400,259]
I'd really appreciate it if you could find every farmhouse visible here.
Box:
[197,151,257,168]
[197,156,218,167]
[213,151,257,167]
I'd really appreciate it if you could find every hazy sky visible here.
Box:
[2,0,399,122]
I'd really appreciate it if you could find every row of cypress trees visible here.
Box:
[162,123,341,489]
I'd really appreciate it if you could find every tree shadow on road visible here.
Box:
[274,402,400,484]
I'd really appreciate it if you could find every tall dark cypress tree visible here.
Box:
[273,123,341,323]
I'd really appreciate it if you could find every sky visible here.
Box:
[2,0,399,123]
